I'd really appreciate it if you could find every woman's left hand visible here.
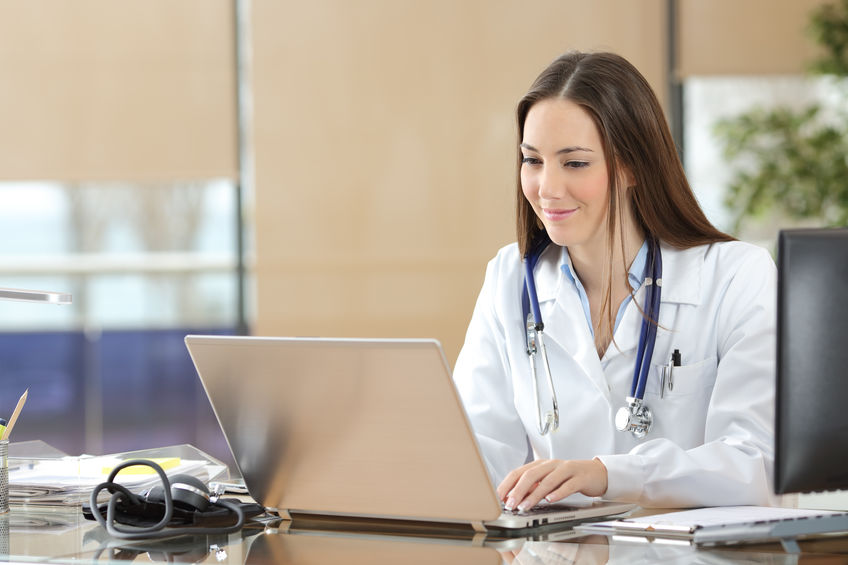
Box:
[496,458,609,512]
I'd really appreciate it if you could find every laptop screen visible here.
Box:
[186,336,503,523]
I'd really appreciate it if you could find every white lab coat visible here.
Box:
[453,240,777,508]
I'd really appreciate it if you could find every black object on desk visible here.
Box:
[84,458,265,540]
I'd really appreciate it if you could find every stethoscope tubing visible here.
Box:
[524,259,544,331]
[522,236,662,433]
[522,234,551,334]
[631,240,662,400]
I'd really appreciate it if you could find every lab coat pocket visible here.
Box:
[658,356,717,396]
[644,356,717,447]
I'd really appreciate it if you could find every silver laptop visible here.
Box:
[185,335,634,532]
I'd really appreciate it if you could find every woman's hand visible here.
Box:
[496,458,609,512]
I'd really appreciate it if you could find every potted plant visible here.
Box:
[714,0,848,236]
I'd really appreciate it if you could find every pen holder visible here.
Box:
[0,439,8,514]
[0,511,7,556]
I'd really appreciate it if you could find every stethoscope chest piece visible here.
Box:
[615,396,653,439]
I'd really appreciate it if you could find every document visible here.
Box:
[8,443,228,506]
[575,506,848,544]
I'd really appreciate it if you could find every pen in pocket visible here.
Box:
[661,349,682,398]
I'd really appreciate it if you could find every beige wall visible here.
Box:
[0,0,237,182]
[252,0,666,365]
[678,0,830,76]
[0,1,830,365]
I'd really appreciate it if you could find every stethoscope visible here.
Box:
[521,234,662,439]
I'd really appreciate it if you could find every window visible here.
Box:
[0,181,241,464]
[684,75,838,246]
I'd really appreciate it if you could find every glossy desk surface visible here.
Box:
[4,504,848,564]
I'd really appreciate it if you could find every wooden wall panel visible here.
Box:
[678,0,829,76]
[252,0,666,364]
[0,0,237,182]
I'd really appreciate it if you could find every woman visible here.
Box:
[453,51,776,510]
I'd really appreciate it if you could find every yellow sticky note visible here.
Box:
[105,457,182,476]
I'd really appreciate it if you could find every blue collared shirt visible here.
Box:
[561,240,648,337]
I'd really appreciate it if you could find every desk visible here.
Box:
[4,505,848,564]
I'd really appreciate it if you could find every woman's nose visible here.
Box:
[538,165,564,200]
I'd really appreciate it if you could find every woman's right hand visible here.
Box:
[497,458,608,512]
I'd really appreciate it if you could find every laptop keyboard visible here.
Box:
[504,504,577,516]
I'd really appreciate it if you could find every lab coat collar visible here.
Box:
[532,244,565,305]
[606,243,705,361]
[532,241,706,367]
[533,241,705,306]
[657,241,704,306]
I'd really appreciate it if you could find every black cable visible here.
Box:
[89,459,246,540]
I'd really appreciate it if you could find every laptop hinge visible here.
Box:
[276,520,292,534]
[268,508,292,521]
[470,521,487,534]
[262,520,292,535]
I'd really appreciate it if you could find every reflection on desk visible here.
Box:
[243,528,842,564]
[2,504,848,563]
[504,538,804,565]
[246,530,502,564]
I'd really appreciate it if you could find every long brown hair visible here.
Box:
[516,51,732,350]
[516,51,732,257]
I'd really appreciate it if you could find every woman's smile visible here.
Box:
[541,207,577,221]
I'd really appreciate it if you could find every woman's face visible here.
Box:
[520,98,615,254]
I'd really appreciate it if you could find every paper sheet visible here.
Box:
[9,453,227,506]
[579,505,843,534]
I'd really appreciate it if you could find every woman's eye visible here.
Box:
[521,156,541,165]
[565,160,589,168]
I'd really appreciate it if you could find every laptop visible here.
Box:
[184,336,634,533]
